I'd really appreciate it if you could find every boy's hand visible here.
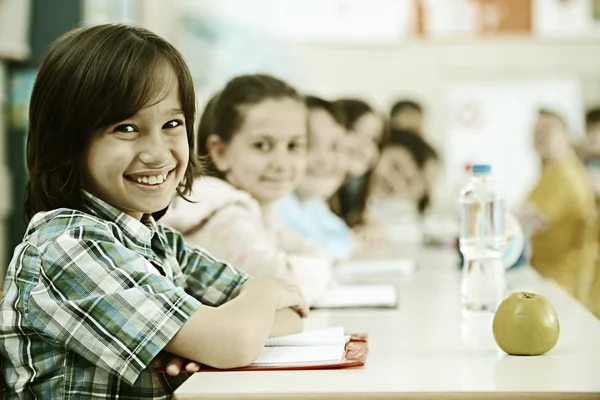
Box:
[241,276,310,318]
[151,352,200,375]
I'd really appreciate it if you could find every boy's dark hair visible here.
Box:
[390,99,423,117]
[25,23,198,221]
[197,74,303,177]
[305,95,344,126]
[585,108,600,127]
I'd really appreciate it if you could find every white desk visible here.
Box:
[174,248,600,400]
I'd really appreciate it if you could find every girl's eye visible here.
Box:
[163,119,184,129]
[254,141,271,151]
[289,141,306,151]
[114,124,136,134]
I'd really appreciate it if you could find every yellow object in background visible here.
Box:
[526,156,598,304]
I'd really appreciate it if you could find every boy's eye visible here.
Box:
[254,141,272,151]
[114,124,136,134]
[163,119,184,129]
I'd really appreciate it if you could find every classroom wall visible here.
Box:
[139,0,600,204]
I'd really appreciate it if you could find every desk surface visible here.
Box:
[174,247,600,400]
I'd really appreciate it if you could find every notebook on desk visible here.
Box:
[156,327,367,373]
[335,258,417,280]
[311,284,398,309]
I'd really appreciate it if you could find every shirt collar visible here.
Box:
[82,191,157,248]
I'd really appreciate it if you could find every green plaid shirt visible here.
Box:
[0,193,248,399]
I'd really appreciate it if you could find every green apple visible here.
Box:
[492,292,560,356]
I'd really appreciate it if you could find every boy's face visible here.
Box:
[296,109,348,200]
[345,112,383,177]
[83,72,189,220]
[209,98,308,205]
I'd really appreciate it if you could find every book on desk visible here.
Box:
[156,327,367,373]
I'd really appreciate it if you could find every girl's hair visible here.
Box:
[305,95,344,127]
[197,74,303,177]
[24,23,198,221]
[333,98,375,131]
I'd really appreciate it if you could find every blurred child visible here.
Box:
[389,99,424,134]
[582,108,600,318]
[162,75,332,305]
[330,98,385,226]
[519,109,597,304]
[276,96,356,262]
[0,25,306,398]
[335,129,439,247]
[366,129,439,218]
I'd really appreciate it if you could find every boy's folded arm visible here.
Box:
[164,288,284,369]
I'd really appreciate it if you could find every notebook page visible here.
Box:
[250,345,345,367]
[312,284,397,309]
[335,259,416,280]
[265,326,346,347]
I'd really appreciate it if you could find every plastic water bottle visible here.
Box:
[459,164,507,317]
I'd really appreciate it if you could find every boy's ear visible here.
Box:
[206,134,229,172]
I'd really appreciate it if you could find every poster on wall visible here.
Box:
[0,0,31,61]
[415,0,532,37]
[444,78,583,208]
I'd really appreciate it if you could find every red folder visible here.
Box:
[156,334,368,373]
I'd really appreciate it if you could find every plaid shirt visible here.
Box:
[0,193,248,399]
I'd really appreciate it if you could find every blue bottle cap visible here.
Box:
[472,164,492,175]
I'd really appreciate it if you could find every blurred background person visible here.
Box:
[519,109,597,304]
[389,99,424,135]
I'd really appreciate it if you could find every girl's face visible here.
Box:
[83,68,189,220]
[296,109,348,200]
[345,112,383,177]
[370,146,429,200]
[208,98,308,205]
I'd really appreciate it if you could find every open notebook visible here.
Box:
[156,326,367,372]
[311,284,398,309]
[335,258,417,281]
[251,326,348,367]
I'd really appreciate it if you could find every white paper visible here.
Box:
[335,259,416,280]
[265,326,346,347]
[251,346,345,366]
[312,285,397,309]
[252,327,347,366]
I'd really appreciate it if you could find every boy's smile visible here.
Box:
[83,67,189,220]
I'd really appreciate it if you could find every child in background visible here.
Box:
[331,98,385,226]
[0,24,307,399]
[519,109,597,304]
[365,129,439,219]
[582,108,600,318]
[277,96,363,263]
[162,75,332,305]
[389,99,424,135]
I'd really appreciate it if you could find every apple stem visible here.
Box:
[523,293,531,299]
